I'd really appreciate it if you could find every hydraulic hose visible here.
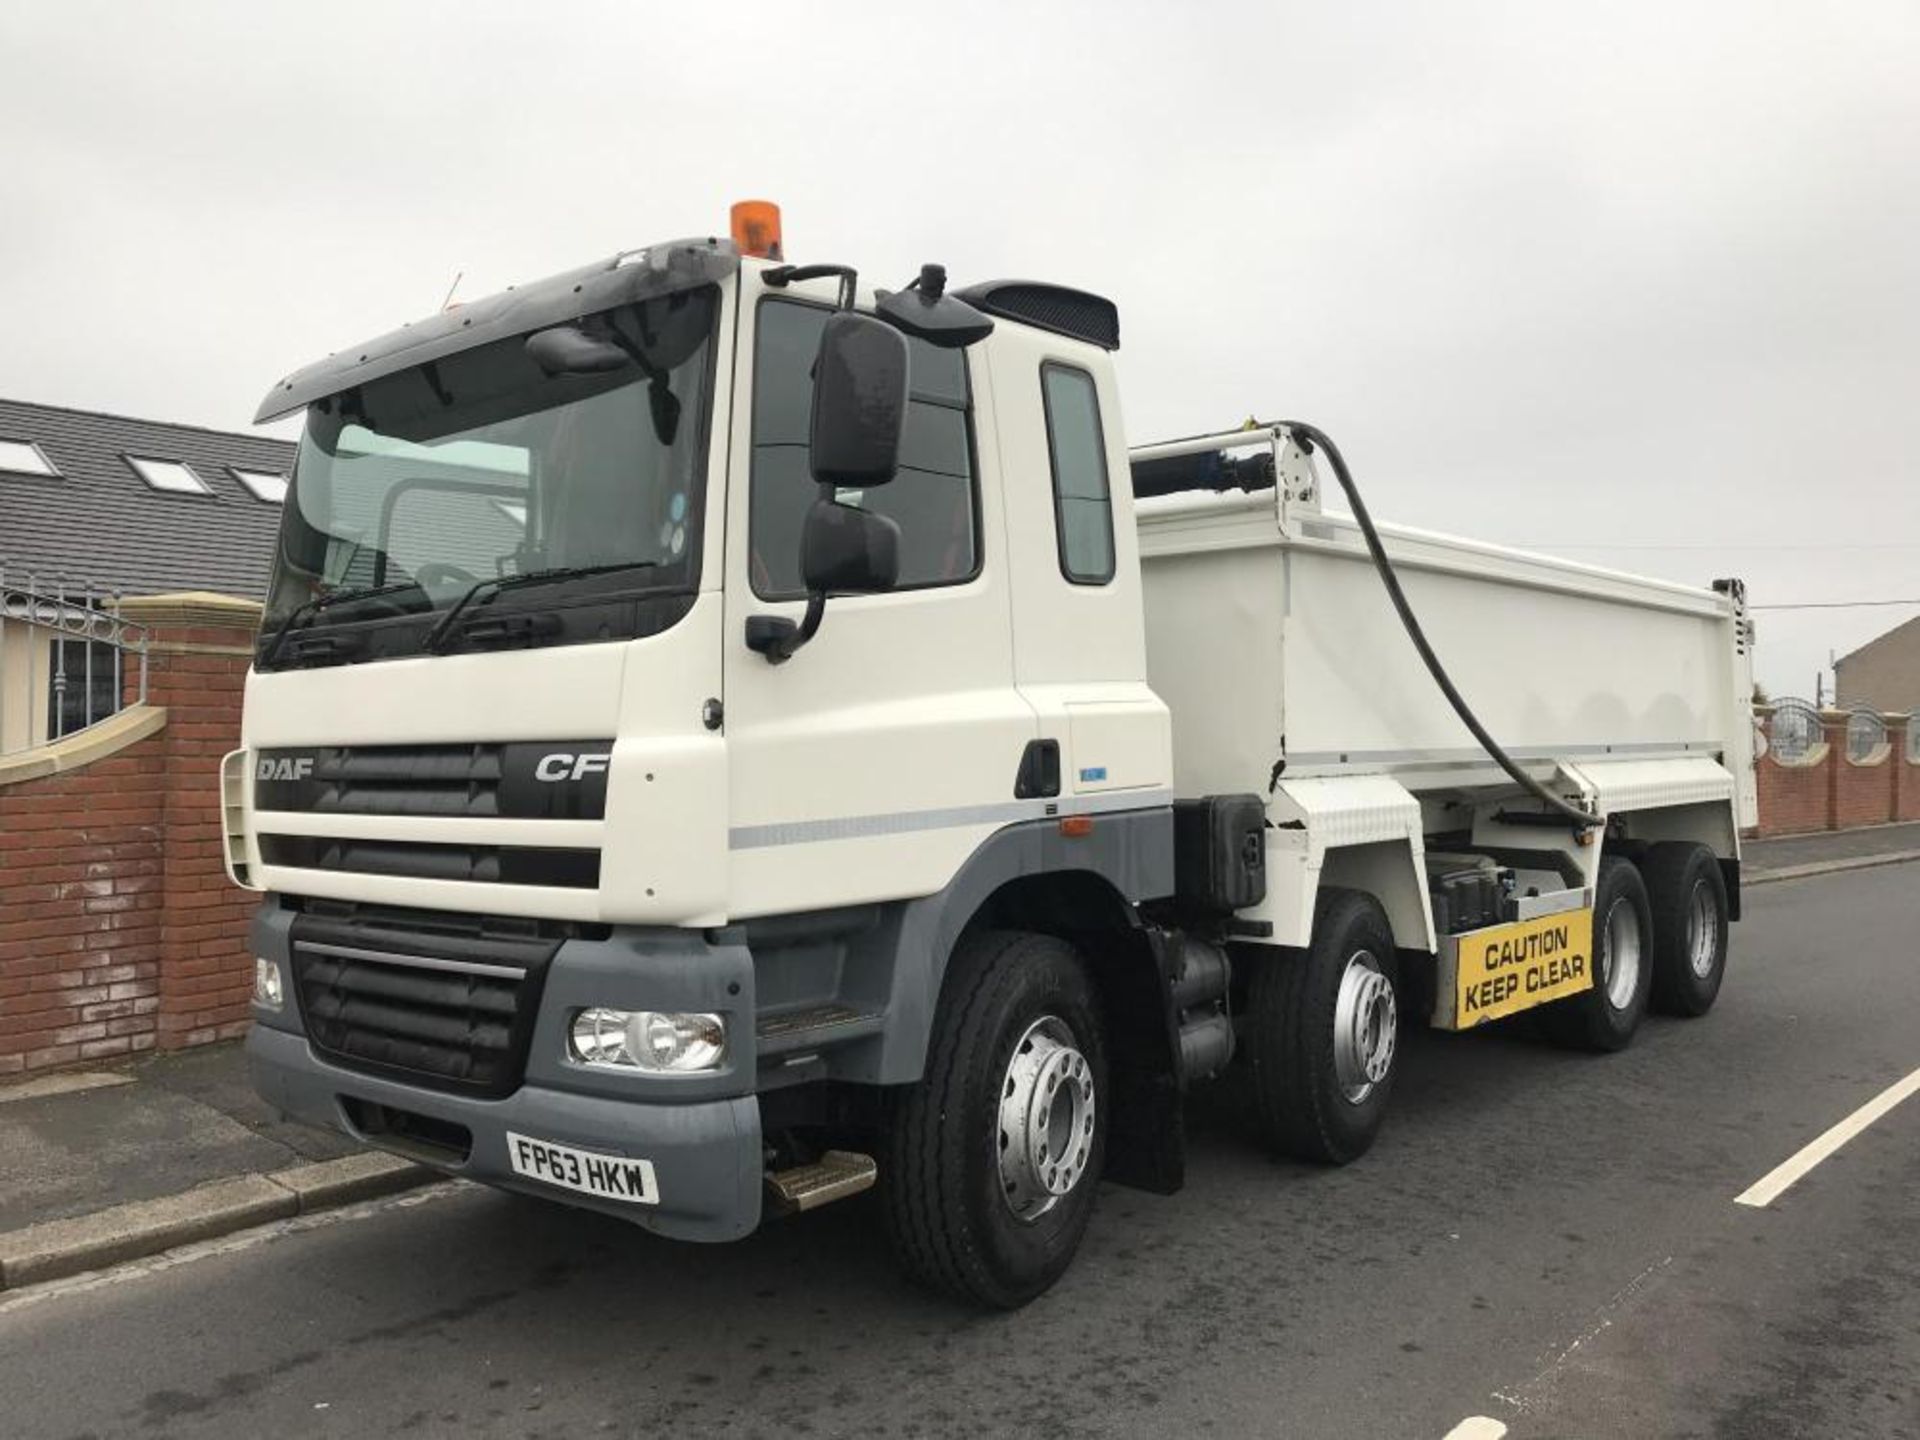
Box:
[1281,420,1597,831]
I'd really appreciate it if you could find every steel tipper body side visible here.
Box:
[230,241,1175,1247]
[1133,426,1753,953]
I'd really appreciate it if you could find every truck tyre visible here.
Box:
[883,929,1107,1309]
[1643,842,1728,1017]
[1247,888,1400,1166]
[1540,856,1653,1051]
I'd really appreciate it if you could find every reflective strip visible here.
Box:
[728,789,1173,851]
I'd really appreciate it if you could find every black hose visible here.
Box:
[1282,420,1596,831]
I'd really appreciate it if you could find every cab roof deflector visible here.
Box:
[951,280,1119,351]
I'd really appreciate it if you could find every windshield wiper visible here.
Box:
[258,579,426,665]
[420,562,665,653]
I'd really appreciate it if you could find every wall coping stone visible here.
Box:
[0,704,168,789]
[115,591,264,632]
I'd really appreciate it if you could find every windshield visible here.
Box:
[260,285,718,663]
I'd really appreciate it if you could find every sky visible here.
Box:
[1,0,1915,701]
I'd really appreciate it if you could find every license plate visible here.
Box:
[1445,907,1595,1028]
[505,1131,659,1205]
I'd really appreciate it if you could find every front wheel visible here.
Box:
[883,930,1107,1309]
[1246,888,1402,1165]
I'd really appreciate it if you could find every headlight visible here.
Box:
[253,957,284,1010]
[569,1008,726,1073]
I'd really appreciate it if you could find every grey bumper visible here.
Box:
[247,902,764,1243]
[248,1026,763,1241]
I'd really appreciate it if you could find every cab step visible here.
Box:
[764,1150,878,1213]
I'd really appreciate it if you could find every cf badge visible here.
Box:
[535,752,612,782]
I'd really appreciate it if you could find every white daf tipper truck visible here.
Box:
[232,204,1757,1307]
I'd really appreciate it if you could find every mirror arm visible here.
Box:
[762,263,858,311]
[746,481,836,664]
[744,593,825,664]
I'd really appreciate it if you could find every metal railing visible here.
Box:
[1758,697,1822,763]
[1844,705,1888,762]
[1754,698,1915,767]
[0,565,149,758]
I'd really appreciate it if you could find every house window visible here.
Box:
[748,298,979,599]
[0,439,59,478]
[126,456,211,495]
[46,639,123,739]
[1040,363,1115,584]
[230,468,289,503]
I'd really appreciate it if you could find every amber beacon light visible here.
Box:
[730,200,784,260]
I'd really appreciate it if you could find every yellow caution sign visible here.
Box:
[1449,908,1594,1027]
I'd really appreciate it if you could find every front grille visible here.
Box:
[289,904,572,1096]
[260,835,600,888]
[254,741,613,819]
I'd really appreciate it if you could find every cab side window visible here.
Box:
[1040,363,1115,585]
[749,299,979,599]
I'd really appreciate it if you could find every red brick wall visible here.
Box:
[1895,720,1920,822]
[0,740,167,1073]
[0,595,259,1076]
[1755,748,1833,836]
[147,612,259,1050]
[1834,750,1895,828]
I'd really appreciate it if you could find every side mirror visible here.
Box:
[801,498,899,595]
[809,312,908,487]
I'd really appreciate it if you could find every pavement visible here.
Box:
[1742,818,1920,881]
[0,1043,429,1290]
[0,826,1915,1437]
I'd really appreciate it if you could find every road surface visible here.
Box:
[2,865,1915,1439]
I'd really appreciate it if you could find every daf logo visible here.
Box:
[535,752,612,783]
[257,756,314,782]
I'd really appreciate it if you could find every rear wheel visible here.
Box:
[1644,842,1729,1017]
[883,929,1107,1309]
[1247,889,1401,1165]
[1540,856,1652,1051]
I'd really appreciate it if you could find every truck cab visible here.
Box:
[235,207,1751,1308]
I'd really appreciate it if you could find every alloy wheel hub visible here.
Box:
[1333,951,1397,1104]
[997,1016,1095,1223]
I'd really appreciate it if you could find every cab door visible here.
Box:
[718,271,1035,921]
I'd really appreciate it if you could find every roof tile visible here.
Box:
[0,398,293,598]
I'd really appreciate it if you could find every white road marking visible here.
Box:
[1735,1065,1920,1208]
[1488,1254,1673,1417]
[1443,1419,1508,1440]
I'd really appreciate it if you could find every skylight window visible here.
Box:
[0,439,60,478]
[126,456,211,495]
[231,468,289,503]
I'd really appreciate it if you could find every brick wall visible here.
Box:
[1753,708,1918,837]
[0,731,167,1072]
[1896,718,1920,823]
[0,593,259,1075]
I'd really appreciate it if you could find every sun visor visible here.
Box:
[254,238,739,425]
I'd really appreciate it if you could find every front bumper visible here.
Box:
[248,1027,763,1241]
[247,901,764,1242]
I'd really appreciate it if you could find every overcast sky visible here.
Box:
[2,1,1915,699]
